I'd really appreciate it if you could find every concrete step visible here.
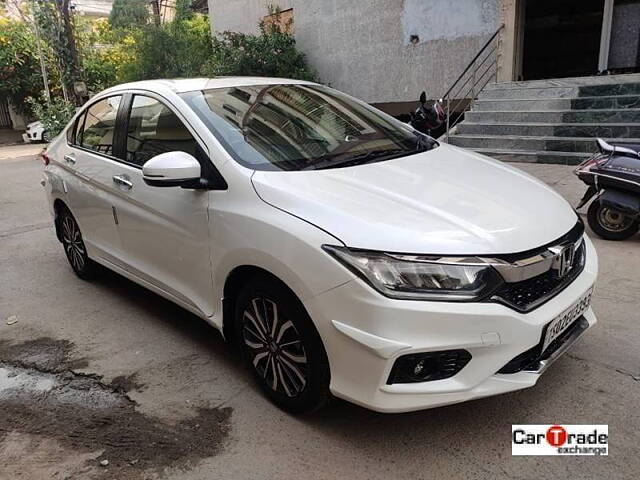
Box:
[483,73,640,90]
[474,95,640,112]
[580,82,640,98]
[458,75,640,165]
[447,134,640,153]
[573,95,640,109]
[471,148,590,165]
[478,86,578,100]
[466,109,640,124]
[456,122,640,138]
[478,82,640,101]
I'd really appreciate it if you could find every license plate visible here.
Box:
[542,288,593,353]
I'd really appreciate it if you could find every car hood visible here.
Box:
[251,144,579,254]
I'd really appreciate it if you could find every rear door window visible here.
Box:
[77,96,122,156]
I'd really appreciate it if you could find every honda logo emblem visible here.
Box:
[549,244,576,278]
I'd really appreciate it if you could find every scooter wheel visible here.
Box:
[587,200,639,240]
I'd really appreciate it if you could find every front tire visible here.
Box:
[234,274,331,413]
[59,208,98,279]
[587,199,639,240]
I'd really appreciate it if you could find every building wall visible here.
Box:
[208,0,500,105]
[73,0,113,18]
[3,0,113,19]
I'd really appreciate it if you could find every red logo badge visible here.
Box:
[546,425,567,447]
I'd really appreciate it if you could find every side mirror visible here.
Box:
[419,91,427,105]
[142,151,201,188]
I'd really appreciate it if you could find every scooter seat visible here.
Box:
[611,142,640,154]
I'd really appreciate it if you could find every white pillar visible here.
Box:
[497,0,525,82]
[8,101,26,130]
[598,0,614,73]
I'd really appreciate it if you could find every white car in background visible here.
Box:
[41,78,598,413]
[22,120,47,143]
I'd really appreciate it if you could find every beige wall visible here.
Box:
[208,0,501,104]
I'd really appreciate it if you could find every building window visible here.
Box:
[263,8,294,34]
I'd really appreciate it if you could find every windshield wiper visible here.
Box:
[304,148,407,170]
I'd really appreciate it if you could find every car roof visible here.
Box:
[100,77,317,95]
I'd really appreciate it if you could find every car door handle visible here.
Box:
[112,174,133,190]
[63,154,76,165]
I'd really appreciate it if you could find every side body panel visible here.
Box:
[108,158,213,316]
[207,161,353,330]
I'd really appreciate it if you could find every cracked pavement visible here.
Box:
[0,155,638,479]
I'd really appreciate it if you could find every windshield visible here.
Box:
[180,84,437,171]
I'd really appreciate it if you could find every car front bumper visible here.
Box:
[303,236,598,413]
[22,131,40,143]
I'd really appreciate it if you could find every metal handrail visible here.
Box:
[442,24,504,142]
[446,47,496,110]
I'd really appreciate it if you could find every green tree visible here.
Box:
[75,17,134,93]
[109,0,149,31]
[0,16,43,111]
[31,0,83,104]
[121,4,214,81]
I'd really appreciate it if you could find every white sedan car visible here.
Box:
[23,121,47,143]
[41,78,598,413]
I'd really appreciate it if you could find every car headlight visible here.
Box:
[322,245,504,301]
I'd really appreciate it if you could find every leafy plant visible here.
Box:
[26,94,76,139]
[208,7,318,81]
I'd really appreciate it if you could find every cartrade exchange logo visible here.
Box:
[512,425,608,455]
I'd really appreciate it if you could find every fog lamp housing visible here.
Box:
[387,350,472,384]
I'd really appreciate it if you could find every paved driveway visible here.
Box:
[0,142,44,160]
[1,155,638,479]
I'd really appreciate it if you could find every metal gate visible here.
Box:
[0,96,12,128]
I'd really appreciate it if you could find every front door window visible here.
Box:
[125,95,199,167]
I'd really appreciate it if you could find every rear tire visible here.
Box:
[58,208,98,280]
[233,274,331,414]
[587,199,639,240]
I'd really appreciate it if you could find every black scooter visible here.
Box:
[575,138,640,240]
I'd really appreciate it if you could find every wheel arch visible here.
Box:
[221,265,304,343]
[53,198,70,243]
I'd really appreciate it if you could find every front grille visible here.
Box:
[498,316,587,374]
[491,239,586,312]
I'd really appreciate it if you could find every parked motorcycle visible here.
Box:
[575,138,640,240]
[409,91,445,136]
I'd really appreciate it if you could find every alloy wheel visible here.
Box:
[242,297,309,398]
[61,215,86,272]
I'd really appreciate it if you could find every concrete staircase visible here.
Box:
[447,74,640,164]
